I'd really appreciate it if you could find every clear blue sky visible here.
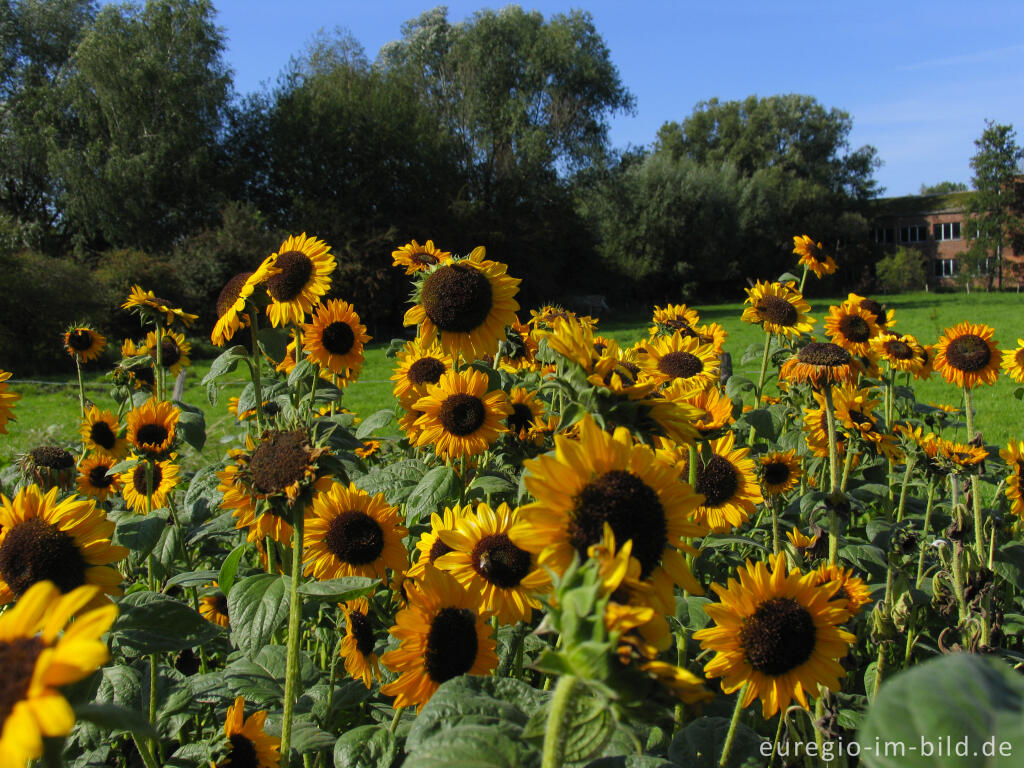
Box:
[209,0,1023,197]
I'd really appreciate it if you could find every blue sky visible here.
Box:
[210,0,1024,197]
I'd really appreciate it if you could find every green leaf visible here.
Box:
[228,574,290,654]
[406,466,460,523]
[297,577,378,602]
[165,569,219,589]
[668,716,766,768]
[738,409,774,441]
[201,345,248,385]
[288,358,317,387]
[859,653,1024,768]
[113,513,167,559]
[258,326,289,362]
[112,592,219,654]
[73,703,157,740]
[333,724,396,768]
[356,409,395,439]
[469,473,516,496]
[724,375,755,402]
[173,399,206,452]
[585,758,677,768]
[225,645,319,704]
[992,543,1024,588]
[404,726,540,768]
[219,543,247,597]
[558,691,617,763]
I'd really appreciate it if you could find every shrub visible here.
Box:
[875,246,927,293]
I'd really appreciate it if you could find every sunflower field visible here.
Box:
[1,232,1024,768]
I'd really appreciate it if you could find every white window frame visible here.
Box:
[934,258,956,277]
[900,225,926,243]
[934,221,962,241]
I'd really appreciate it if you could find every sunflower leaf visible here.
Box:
[333,724,397,768]
[173,398,206,452]
[200,345,248,385]
[297,576,378,602]
[228,573,290,655]
[667,715,766,768]
[406,465,460,524]
[73,703,157,740]
[218,542,247,597]
[112,591,219,655]
[356,409,395,439]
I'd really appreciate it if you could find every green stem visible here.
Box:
[895,457,915,524]
[542,675,579,768]
[822,386,840,565]
[771,496,780,554]
[280,509,305,761]
[872,644,886,701]
[915,479,937,588]
[247,311,264,430]
[75,357,86,419]
[149,652,159,758]
[964,387,985,560]
[768,711,785,768]
[798,263,810,294]
[748,334,773,446]
[132,733,160,768]
[719,682,749,768]
[154,323,164,402]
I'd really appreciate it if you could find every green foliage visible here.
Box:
[876,246,928,293]
[919,180,968,195]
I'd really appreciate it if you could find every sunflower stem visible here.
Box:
[719,682,749,768]
[822,387,841,565]
[768,711,785,768]
[748,333,773,446]
[895,457,915,524]
[964,386,986,560]
[154,323,164,402]
[542,674,579,768]
[840,447,855,492]
[131,733,160,768]
[798,263,810,294]
[280,508,305,761]
[265,535,276,574]
[246,310,264,430]
[389,706,404,735]
[148,652,159,752]
[74,357,86,419]
[771,496,781,554]
[915,478,938,588]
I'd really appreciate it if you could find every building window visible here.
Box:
[933,222,962,241]
[934,258,956,277]
[899,225,926,242]
[874,227,895,243]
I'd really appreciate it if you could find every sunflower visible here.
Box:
[303,482,408,581]
[19,446,76,492]
[380,568,498,711]
[79,407,128,461]
[792,235,838,278]
[1001,441,1024,518]
[809,564,872,618]
[0,581,118,767]
[217,453,292,545]
[830,385,882,438]
[398,405,426,446]
[125,397,179,457]
[637,332,720,392]
[355,440,381,460]
[142,328,192,375]
[497,318,540,373]
[802,405,842,459]
[199,589,230,629]
[301,299,370,381]
[391,338,455,406]
[693,553,855,718]
[340,597,381,688]
[846,294,894,330]
[942,439,988,470]
[915,345,936,381]
[692,432,764,533]
[76,455,122,502]
[786,527,817,553]
[0,370,20,434]
[649,303,701,339]
[116,340,156,392]
[212,261,281,347]
[780,341,860,389]
[0,485,127,606]
[686,388,734,436]
[933,322,1000,389]
[509,415,705,613]
[741,281,816,338]
[215,696,280,768]
[435,502,548,625]
[1002,338,1024,383]
[407,505,467,579]
[412,369,511,460]
[260,233,336,327]
[505,388,545,441]
[759,451,802,496]
[823,303,879,356]
[119,456,180,514]
[404,246,520,361]
[870,331,925,375]
[122,285,197,327]
[528,304,596,332]
[63,325,106,363]
[392,239,452,275]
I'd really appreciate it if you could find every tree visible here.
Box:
[963,120,1024,290]
[919,180,968,195]
[875,246,927,293]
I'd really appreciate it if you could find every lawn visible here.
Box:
[3,289,1022,471]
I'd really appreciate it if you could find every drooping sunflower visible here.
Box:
[809,564,872,618]
[0,370,20,434]
[1001,441,1024,518]
[392,239,452,275]
[435,502,549,625]
[76,455,122,502]
[303,482,408,581]
[262,233,337,328]
[692,432,764,533]
[823,303,879,356]
[122,285,197,327]
[759,451,802,496]
[212,261,281,347]
[125,397,179,457]
[870,331,925,375]
[199,589,230,629]
[0,485,127,606]
[846,294,894,330]
[505,388,545,441]
[63,325,106,363]
[404,246,520,361]
[741,281,816,338]
[19,446,76,491]
[302,299,371,381]
[119,456,180,514]
[780,341,860,389]
[509,415,705,613]
[1002,338,1024,383]
[934,321,1000,389]
[355,440,381,460]
[340,597,381,688]
[215,696,281,768]
[0,581,118,767]
[380,568,498,711]
[79,407,128,460]
[693,553,855,718]
[391,338,455,405]
[637,332,720,392]
[142,328,192,375]
[412,369,511,460]
[792,234,838,278]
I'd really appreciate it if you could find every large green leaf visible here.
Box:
[228,574,290,654]
[405,466,460,524]
[404,726,540,768]
[668,716,766,768]
[297,577,378,602]
[356,409,395,439]
[112,591,219,654]
[333,724,396,768]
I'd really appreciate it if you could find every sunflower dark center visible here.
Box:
[414,250,439,266]
[797,342,851,367]
[0,636,45,726]
[322,321,356,356]
[420,263,494,333]
[325,510,385,565]
[837,315,870,343]
[132,366,155,388]
[569,470,667,579]
[620,361,641,377]
[763,461,791,487]
[88,464,115,488]
[507,403,534,435]
[213,594,228,616]
[249,430,310,494]
[226,733,260,768]
[945,334,991,372]
[859,298,887,327]
[136,423,169,448]
[267,250,314,302]
[1016,349,1024,367]
[471,533,531,588]
[89,420,117,450]
[848,410,873,428]
[658,351,703,380]
[438,394,486,436]
[407,357,446,386]
[424,606,478,683]
[883,339,914,360]
[67,329,94,351]
[756,296,799,327]
[132,462,164,494]
[428,537,453,564]
[216,272,254,318]
[0,518,87,596]
[695,455,740,507]
[30,446,74,470]
[740,597,817,675]
[347,609,375,656]
[158,338,181,368]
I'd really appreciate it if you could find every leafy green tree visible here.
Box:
[875,246,927,293]
[919,180,968,195]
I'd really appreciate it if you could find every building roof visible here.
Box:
[870,190,974,218]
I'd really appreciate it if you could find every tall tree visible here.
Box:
[962,120,1024,290]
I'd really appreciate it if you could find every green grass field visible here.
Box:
[3,289,1022,471]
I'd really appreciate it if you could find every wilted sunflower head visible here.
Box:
[780,341,860,389]
[241,428,328,507]
[63,324,106,363]
[19,446,76,491]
